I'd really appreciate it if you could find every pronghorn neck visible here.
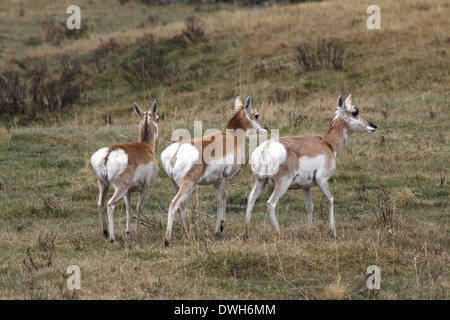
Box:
[323,115,350,158]
[226,107,251,134]
[139,117,157,152]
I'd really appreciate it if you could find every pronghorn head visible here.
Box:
[227,96,268,135]
[337,95,377,133]
[133,100,159,144]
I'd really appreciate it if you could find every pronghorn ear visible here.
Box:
[151,100,158,118]
[234,96,243,111]
[244,96,252,118]
[337,95,344,109]
[345,94,352,110]
[133,101,143,119]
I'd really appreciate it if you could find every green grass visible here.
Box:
[0,0,448,300]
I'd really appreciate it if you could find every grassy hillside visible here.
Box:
[0,0,448,299]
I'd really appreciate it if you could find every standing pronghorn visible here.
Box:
[244,95,377,239]
[91,101,159,243]
[161,96,268,246]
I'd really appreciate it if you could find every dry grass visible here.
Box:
[0,0,448,300]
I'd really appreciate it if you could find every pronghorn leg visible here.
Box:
[165,180,196,246]
[124,191,132,239]
[244,176,268,240]
[214,179,229,236]
[301,188,313,232]
[316,179,336,238]
[107,187,128,243]
[136,186,149,234]
[266,177,293,237]
[170,179,187,237]
[97,178,109,238]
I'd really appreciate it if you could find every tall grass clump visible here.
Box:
[296,37,346,71]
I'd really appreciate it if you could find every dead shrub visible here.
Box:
[121,33,176,88]
[377,188,395,225]
[91,38,124,73]
[0,72,29,115]
[139,15,160,28]
[23,229,58,272]
[0,126,14,147]
[355,183,369,202]
[183,16,205,40]
[287,111,308,127]
[0,56,81,118]
[41,20,90,46]
[296,37,346,71]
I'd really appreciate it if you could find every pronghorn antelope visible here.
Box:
[161,96,268,246]
[91,101,159,243]
[244,95,377,239]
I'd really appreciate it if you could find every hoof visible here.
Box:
[164,239,170,247]
[103,230,109,238]
[125,231,130,239]
[110,239,116,244]
[242,234,248,241]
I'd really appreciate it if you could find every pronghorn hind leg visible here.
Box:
[316,179,336,238]
[124,191,132,239]
[301,188,313,233]
[106,187,128,243]
[266,176,293,238]
[214,179,229,236]
[97,178,109,238]
[170,179,188,238]
[244,176,268,240]
[165,180,197,247]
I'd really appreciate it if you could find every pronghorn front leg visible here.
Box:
[214,178,229,236]
[136,186,149,234]
[124,191,132,239]
[301,188,313,232]
[316,179,336,238]
[165,180,196,247]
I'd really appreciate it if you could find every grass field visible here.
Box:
[0,0,448,299]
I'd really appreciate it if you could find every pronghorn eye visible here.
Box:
[351,108,359,117]
[255,114,259,119]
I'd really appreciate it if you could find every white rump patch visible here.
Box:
[91,147,110,181]
[106,149,129,181]
[161,142,200,184]
[251,140,287,177]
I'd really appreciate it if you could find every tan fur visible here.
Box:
[92,101,159,243]
[244,95,377,239]
[106,142,156,189]
[163,96,267,246]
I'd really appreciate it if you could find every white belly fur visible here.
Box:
[198,153,239,185]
